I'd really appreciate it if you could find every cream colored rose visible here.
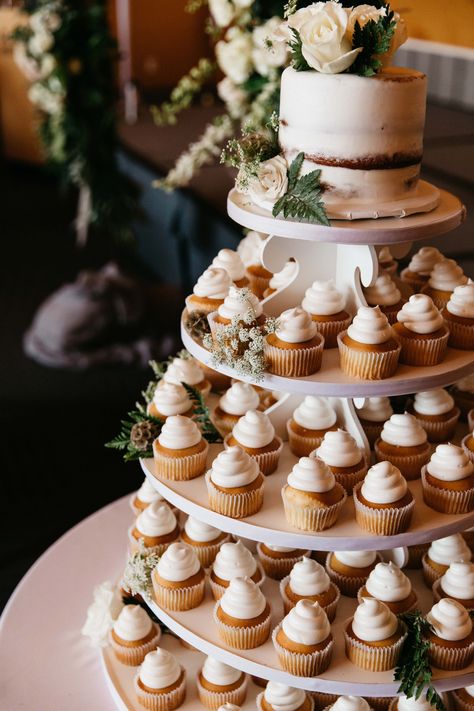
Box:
[218,77,247,118]
[247,155,289,211]
[299,1,361,74]
[81,581,123,647]
[29,30,54,56]
[346,4,386,38]
[216,27,253,84]
[288,3,326,33]
[209,0,235,28]
[252,17,289,77]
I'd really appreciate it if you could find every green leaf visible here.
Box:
[289,28,311,72]
[287,151,304,190]
[348,4,397,77]
[182,382,223,443]
[272,154,329,225]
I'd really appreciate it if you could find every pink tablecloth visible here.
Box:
[0,495,131,710]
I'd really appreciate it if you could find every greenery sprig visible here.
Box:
[182,383,222,443]
[184,310,212,341]
[122,541,161,598]
[348,3,396,77]
[289,29,311,71]
[222,130,279,191]
[105,410,163,461]
[272,152,330,225]
[151,58,216,127]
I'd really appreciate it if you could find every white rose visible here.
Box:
[40,53,56,78]
[209,0,234,28]
[287,3,327,32]
[81,581,123,648]
[346,4,386,39]
[252,17,289,77]
[217,77,247,118]
[299,1,361,74]
[247,155,289,211]
[216,27,253,84]
[234,0,253,6]
[29,30,54,56]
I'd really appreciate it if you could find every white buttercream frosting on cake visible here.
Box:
[360,461,408,504]
[156,542,201,582]
[380,413,427,447]
[397,694,440,711]
[427,535,471,567]
[158,415,202,450]
[302,279,345,315]
[164,356,205,386]
[293,396,337,430]
[334,550,377,568]
[289,557,330,596]
[193,267,232,299]
[113,604,152,642]
[317,429,363,468]
[136,478,163,505]
[219,382,260,416]
[364,273,401,306]
[212,249,246,282]
[263,682,306,711]
[209,447,260,488]
[139,649,181,689]
[440,561,474,600]
[426,444,473,482]
[426,598,472,641]
[427,258,467,291]
[184,516,221,543]
[348,305,393,344]
[153,382,192,416]
[268,260,298,291]
[365,562,412,602]
[406,247,443,276]
[136,501,177,537]
[413,389,454,416]
[201,656,242,686]
[447,282,474,318]
[287,456,336,493]
[213,541,257,581]
[218,286,263,320]
[352,597,398,641]
[396,294,444,334]
[356,397,393,422]
[232,410,275,448]
[275,307,317,343]
[330,697,371,711]
[281,599,330,646]
[219,577,266,619]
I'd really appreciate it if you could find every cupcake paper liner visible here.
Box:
[209,562,266,601]
[281,484,347,532]
[356,587,418,614]
[272,625,334,676]
[246,272,271,300]
[358,420,384,449]
[183,534,231,569]
[461,433,474,464]
[257,543,309,581]
[368,698,392,711]
[445,317,474,350]
[286,421,327,457]
[134,669,186,711]
[353,483,414,535]
[421,554,445,587]
[152,572,205,611]
[196,673,248,710]
[264,338,324,377]
[257,692,315,711]
[184,296,223,317]
[312,314,352,349]
[326,459,369,497]
[399,269,426,293]
[344,620,407,671]
[223,434,283,476]
[412,407,461,443]
[213,602,271,649]
[406,543,429,569]
[373,439,431,481]
[205,471,265,519]
[432,578,474,611]
[313,694,338,711]
[128,526,179,557]
[397,327,449,366]
[212,409,239,438]
[279,577,340,621]
[451,689,474,711]
[421,467,474,514]
[110,625,161,666]
[429,636,474,670]
[468,409,474,431]
[153,440,209,481]
[337,331,401,380]
[325,553,380,598]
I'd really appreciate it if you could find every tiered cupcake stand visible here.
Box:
[102,185,474,709]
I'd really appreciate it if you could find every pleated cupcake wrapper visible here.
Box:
[109,626,161,667]
[432,578,474,611]
[325,552,380,598]
[371,700,393,711]
[337,331,401,380]
[205,471,265,519]
[359,421,384,448]
[209,561,266,601]
[185,534,232,569]
[398,328,449,366]
[196,673,248,710]
[286,421,325,458]
[312,314,352,349]
[429,637,474,670]
[314,694,338,710]
[343,620,407,671]
[413,407,461,443]
[213,602,271,649]
[461,433,474,464]
[127,526,178,557]
[246,272,271,300]
[353,483,414,535]
[153,440,209,481]
[257,692,315,711]
[264,339,324,378]
[134,669,186,711]
[451,688,474,711]
[184,296,222,317]
[406,543,429,569]
[281,484,347,532]
[468,409,474,431]
[212,410,239,438]
[421,467,474,514]
[400,270,426,293]
[257,543,309,581]
[445,317,474,350]
[421,554,444,587]
[271,624,333,676]
[152,572,205,611]
[279,576,340,621]
[223,434,283,477]
[356,588,418,615]
[329,459,368,496]
[373,440,430,481]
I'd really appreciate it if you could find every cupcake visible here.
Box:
[312,693,339,711]
[363,273,404,325]
[409,388,460,443]
[110,604,161,666]
[344,597,407,671]
[444,281,474,349]
[316,429,367,495]
[280,557,340,620]
[421,443,474,514]
[326,550,380,598]
[131,478,168,516]
[272,600,333,676]
[421,258,468,310]
[237,230,272,298]
[389,693,445,711]
[210,539,264,601]
[327,698,372,711]
[130,501,180,555]
[355,397,393,448]
[205,446,265,519]
[452,687,474,711]
[374,413,430,481]
[263,259,298,298]
[337,306,401,380]
[147,382,193,420]
[452,375,474,420]
[281,456,347,531]
[153,415,209,481]
[433,561,474,611]
[225,410,282,476]
[357,561,417,614]
[257,543,309,581]
[394,294,449,366]
[257,682,314,711]
[214,577,271,649]
[406,542,429,570]
[426,598,474,670]
[287,396,338,457]
[213,381,260,437]
[354,461,414,535]
[217,706,242,711]
[265,307,324,377]
[378,247,398,276]
[185,267,232,316]
[163,356,211,397]
[197,655,247,709]
[301,279,351,348]
[180,516,230,568]
[152,542,205,611]
[135,648,185,711]
[196,358,232,393]
[400,247,444,292]
[213,286,265,333]
[422,534,472,587]
[462,429,474,464]
[212,248,250,289]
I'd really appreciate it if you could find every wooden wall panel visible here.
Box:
[393,1,474,49]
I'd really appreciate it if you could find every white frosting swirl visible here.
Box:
[113,604,153,642]
[378,247,396,266]
[281,599,331,646]
[428,535,471,566]
[139,649,181,690]
[413,389,454,416]
[397,694,439,711]
[164,357,205,386]
[426,598,472,641]
[237,230,265,267]
[209,446,260,488]
[396,294,444,334]
[465,688,474,699]
[217,705,241,711]
[293,396,337,431]
[287,456,336,493]
[330,697,371,711]
[219,577,266,619]
[201,655,242,686]
[153,382,192,416]
[364,273,401,307]
[232,410,275,448]
[212,249,246,282]
[213,541,257,581]
[428,259,467,291]
[136,478,163,505]
[351,597,398,642]
[356,397,393,423]
[264,682,306,711]
[441,561,474,600]
[407,247,444,276]
[275,307,317,344]
[316,429,363,468]
[265,545,297,552]
[347,305,393,345]
[269,260,298,291]
[219,382,260,416]
[365,562,412,602]
[136,501,177,538]
[289,557,330,596]
[158,414,202,450]
[427,443,474,482]
[447,281,474,318]
[217,286,263,320]
[334,550,377,568]
[456,374,474,394]
[302,279,345,316]
[193,267,231,299]
[156,542,201,582]
[184,516,221,543]
[360,461,408,504]
[380,413,427,447]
